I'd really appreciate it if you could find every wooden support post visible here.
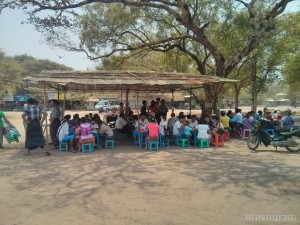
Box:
[125,89,129,110]
[120,89,123,103]
[136,91,139,114]
[171,90,174,113]
[62,91,66,119]
[43,82,49,142]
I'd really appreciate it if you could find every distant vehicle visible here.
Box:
[95,99,119,113]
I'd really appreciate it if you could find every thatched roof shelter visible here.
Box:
[24,70,237,92]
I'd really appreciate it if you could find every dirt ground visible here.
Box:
[0,111,299,225]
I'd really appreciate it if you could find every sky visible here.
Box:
[0,2,299,71]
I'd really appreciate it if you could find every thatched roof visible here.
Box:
[24,70,237,92]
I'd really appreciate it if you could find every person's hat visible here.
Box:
[277,114,282,119]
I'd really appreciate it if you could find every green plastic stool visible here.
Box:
[82,143,93,153]
[178,138,189,147]
[59,142,68,152]
[199,139,209,148]
[105,139,115,149]
[148,141,159,151]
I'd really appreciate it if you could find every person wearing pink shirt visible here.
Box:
[144,117,160,150]
[77,117,95,152]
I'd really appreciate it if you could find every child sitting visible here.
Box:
[184,121,193,140]
[243,113,252,129]
[276,114,283,127]
[91,118,99,132]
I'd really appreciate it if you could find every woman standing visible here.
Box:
[22,98,49,155]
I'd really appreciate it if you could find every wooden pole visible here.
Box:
[120,89,123,103]
[43,82,49,142]
[171,90,174,113]
[125,89,129,109]
[62,91,66,119]
[136,91,139,114]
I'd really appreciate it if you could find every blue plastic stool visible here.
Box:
[174,135,181,146]
[82,143,93,153]
[178,138,189,147]
[59,142,68,152]
[139,132,146,148]
[266,129,275,135]
[199,139,209,148]
[105,139,115,149]
[148,141,159,151]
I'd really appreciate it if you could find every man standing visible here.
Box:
[157,99,168,124]
[49,99,61,145]
[0,111,13,149]
[22,98,49,155]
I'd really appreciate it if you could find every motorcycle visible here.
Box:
[247,119,300,152]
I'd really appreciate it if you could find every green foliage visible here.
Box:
[0,50,24,92]
[284,52,300,93]
[0,51,72,99]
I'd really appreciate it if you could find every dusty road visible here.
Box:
[0,111,299,225]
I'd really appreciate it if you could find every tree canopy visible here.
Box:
[0,0,296,111]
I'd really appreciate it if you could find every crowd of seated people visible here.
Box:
[56,98,297,152]
[57,113,114,152]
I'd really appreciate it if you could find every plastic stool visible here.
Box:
[163,137,170,147]
[148,141,159,151]
[178,138,189,147]
[82,143,93,153]
[199,139,209,148]
[211,133,224,147]
[266,129,275,135]
[105,139,115,149]
[223,129,229,141]
[133,131,139,146]
[242,129,251,139]
[59,142,68,152]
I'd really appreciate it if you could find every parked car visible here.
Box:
[95,99,119,113]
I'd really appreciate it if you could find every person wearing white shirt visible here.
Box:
[189,115,198,128]
[173,115,185,136]
[57,121,76,152]
[159,115,168,136]
[194,124,211,141]
[115,113,132,136]
[134,114,149,130]
[100,123,114,138]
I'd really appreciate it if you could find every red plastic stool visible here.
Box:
[211,133,224,147]
[223,129,229,142]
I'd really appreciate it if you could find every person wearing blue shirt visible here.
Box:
[230,109,243,137]
[283,110,295,127]
[230,109,243,124]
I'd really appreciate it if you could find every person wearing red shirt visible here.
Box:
[144,117,160,150]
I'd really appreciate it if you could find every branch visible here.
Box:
[72,34,191,60]
[225,0,294,77]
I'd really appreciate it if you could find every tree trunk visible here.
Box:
[250,56,258,112]
[234,85,241,110]
[203,84,220,115]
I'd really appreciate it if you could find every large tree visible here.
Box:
[0,0,294,112]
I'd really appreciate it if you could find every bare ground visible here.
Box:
[0,111,299,225]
